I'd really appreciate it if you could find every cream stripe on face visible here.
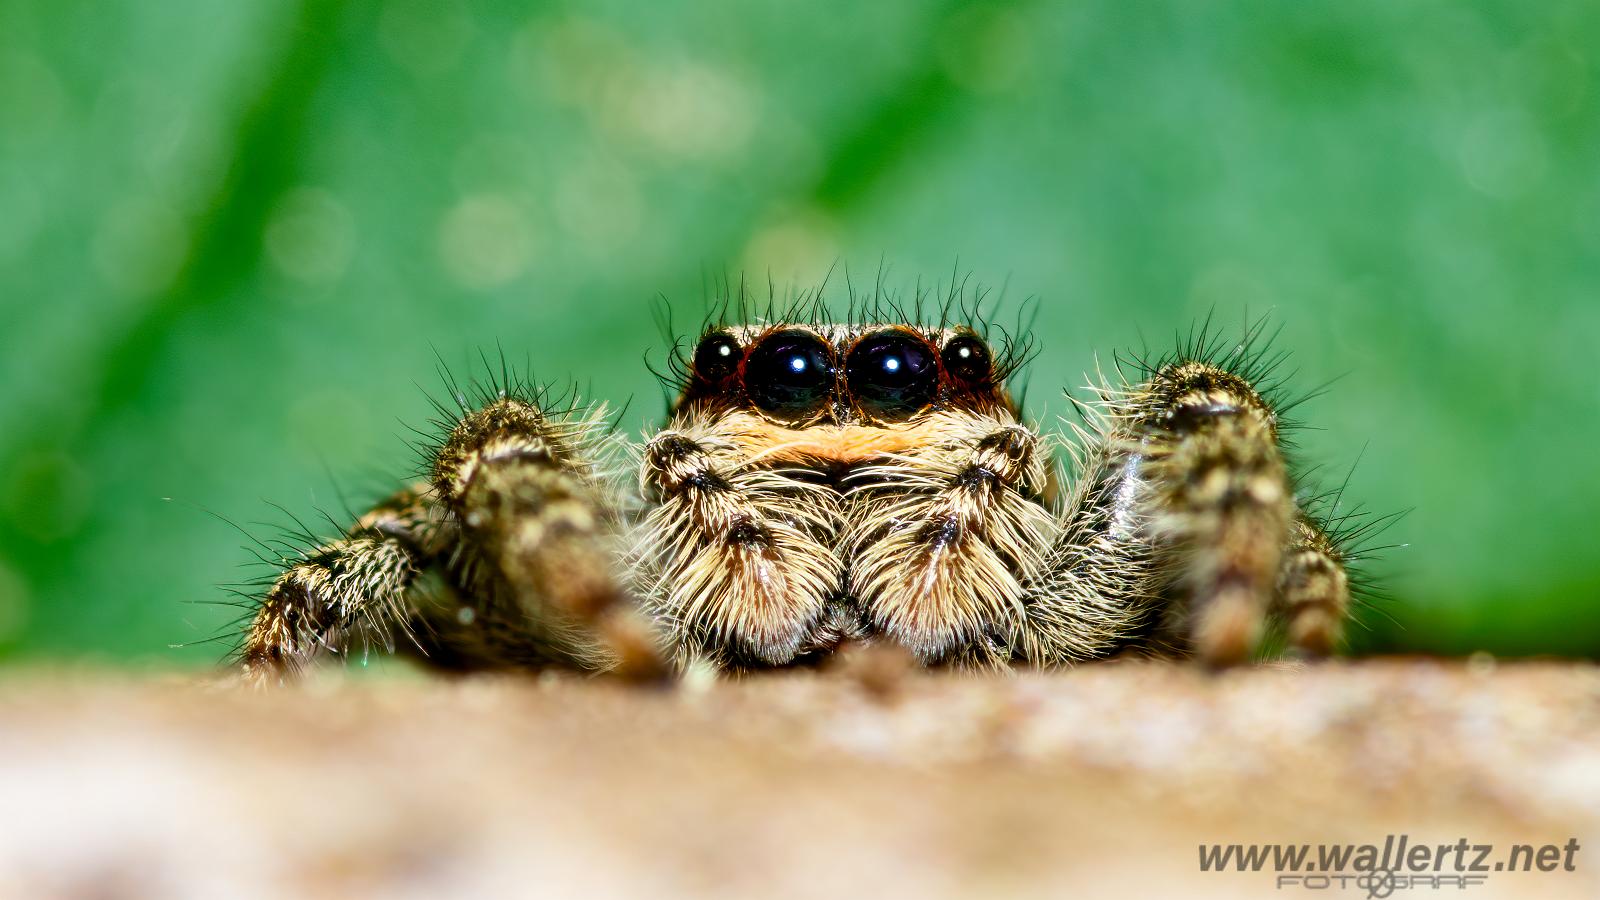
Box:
[710,409,1013,466]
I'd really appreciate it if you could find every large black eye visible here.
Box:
[846,330,938,420]
[743,329,835,420]
[942,334,993,386]
[692,332,741,383]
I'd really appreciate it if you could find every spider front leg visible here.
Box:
[426,395,666,678]
[241,485,446,685]
[1101,359,1351,664]
[241,393,665,684]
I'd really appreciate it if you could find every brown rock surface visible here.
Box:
[1,658,1597,898]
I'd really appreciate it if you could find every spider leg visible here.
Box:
[1047,356,1343,665]
[240,486,446,685]
[1139,363,1292,663]
[1012,431,1163,665]
[1273,516,1350,656]
[427,395,666,678]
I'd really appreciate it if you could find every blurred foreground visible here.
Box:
[1,659,1597,898]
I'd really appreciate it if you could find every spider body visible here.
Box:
[239,299,1357,682]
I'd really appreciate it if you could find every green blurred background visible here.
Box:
[1,0,1596,667]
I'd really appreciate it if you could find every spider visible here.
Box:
[237,290,1367,683]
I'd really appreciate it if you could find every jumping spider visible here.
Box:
[239,293,1361,682]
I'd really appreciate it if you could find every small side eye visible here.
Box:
[743,329,836,421]
[942,334,993,386]
[846,330,938,420]
[692,332,742,383]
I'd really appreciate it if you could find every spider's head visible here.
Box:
[670,323,1019,465]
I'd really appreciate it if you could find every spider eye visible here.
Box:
[743,329,836,421]
[846,330,938,420]
[692,332,742,383]
[942,334,993,386]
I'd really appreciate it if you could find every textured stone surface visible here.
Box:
[1,659,1598,898]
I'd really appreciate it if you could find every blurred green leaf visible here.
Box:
[1,0,1596,664]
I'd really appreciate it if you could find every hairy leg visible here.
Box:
[240,486,446,685]
[1038,356,1350,665]
[1274,517,1350,655]
[1140,362,1293,663]
[426,395,665,677]
[633,428,843,669]
[1013,433,1163,664]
